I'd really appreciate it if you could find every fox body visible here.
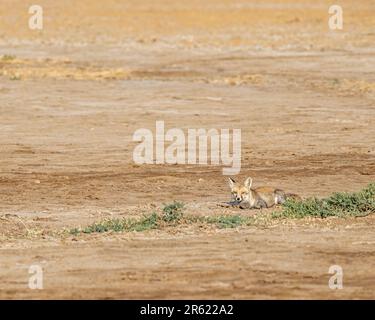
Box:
[228,177,300,209]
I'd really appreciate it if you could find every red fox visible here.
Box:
[228,177,301,209]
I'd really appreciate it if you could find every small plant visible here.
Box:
[204,215,249,228]
[129,212,159,232]
[162,201,184,223]
[279,183,375,218]
[326,183,375,215]
[69,203,183,235]
[81,218,126,233]
[70,212,160,235]
[69,228,80,236]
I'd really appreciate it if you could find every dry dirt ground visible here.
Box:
[0,0,374,299]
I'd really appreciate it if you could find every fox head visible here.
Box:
[228,177,253,202]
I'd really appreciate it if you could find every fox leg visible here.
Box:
[239,199,267,209]
[254,199,268,209]
[239,201,251,209]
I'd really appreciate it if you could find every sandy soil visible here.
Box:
[0,0,374,299]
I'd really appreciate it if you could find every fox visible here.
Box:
[228,177,301,209]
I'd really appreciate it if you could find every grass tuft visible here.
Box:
[203,215,249,228]
[69,201,254,235]
[279,183,375,218]
[70,212,159,235]
[130,212,159,232]
[82,218,126,233]
[162,201,184,223]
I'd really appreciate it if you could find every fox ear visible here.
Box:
[244,177,253,189]
[228,178,236,189]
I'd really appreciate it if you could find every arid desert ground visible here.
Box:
[0,0,374,299]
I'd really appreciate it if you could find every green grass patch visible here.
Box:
[70,212,159,235]
[203,215,250,228]
[278,183,375,218]
[131,212,159,232]
[81,218,126,233]
[161,201,184,223]
[69,202,252,235]
[70,203,183,235]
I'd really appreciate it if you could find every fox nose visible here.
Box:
[236,196,241,201]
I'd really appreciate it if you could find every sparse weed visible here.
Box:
[69,201,253,235]
[70,212,160,235]
[69,228,80,236]
[130,212,159,231]
[162,201,184,223]
[279,183,375,218]
[203,215,249,228]
[70,203,183,235]
[81,218,126,233]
